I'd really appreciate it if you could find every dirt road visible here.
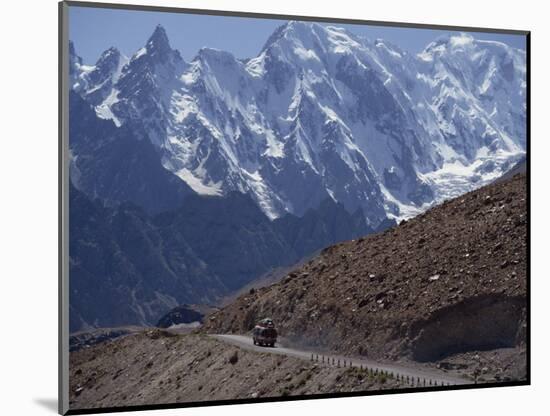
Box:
[212,334,470,386]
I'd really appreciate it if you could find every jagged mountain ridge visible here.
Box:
[69,22,526,224]
[69,91,196,215]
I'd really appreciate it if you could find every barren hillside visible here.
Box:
[69,330,399,410]
[203,174,527,378]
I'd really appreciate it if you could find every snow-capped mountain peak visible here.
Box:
[135,24,181,64]
[69,42,129,110]
[97,46,122,65]
[70,23,526,224]
[149,24,170,45]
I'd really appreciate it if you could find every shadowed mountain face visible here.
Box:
[69,92,195,215]
[272,199,375,259]
[154,192,294,292]
[69,183,380,332]
[69,183,224,331]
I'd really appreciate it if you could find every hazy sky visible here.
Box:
[69,5,526,65]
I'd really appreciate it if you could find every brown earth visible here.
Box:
[203,173,527,379]
[430,347,527,383]
[69,329,400,410]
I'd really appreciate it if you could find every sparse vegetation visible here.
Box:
[228,350,239,365]
[280,387,291,397]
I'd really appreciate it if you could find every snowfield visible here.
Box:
[69,22,526,225]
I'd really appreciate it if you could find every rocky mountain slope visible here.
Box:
[495,156,526,183]
[69,331,400,410]
[69,327,143,353]
[155,304,214,328]
[203,173,527,376]
[70,22,526,224]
